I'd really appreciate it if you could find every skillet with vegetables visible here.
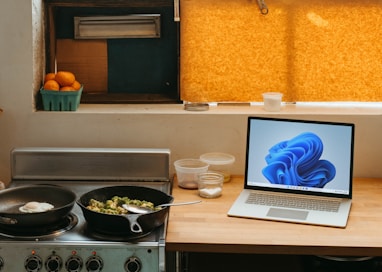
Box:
[77,185,174,235]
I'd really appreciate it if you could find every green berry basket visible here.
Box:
[40,86,83,111]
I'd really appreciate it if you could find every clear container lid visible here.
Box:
[174,159,209,172]
[200,152,235,165]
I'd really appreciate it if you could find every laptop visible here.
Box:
[228,117,354,228]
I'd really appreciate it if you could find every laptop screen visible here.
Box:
[245,117,354,198]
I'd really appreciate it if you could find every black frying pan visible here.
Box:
[77,186,174,235]
[0,185,76,228]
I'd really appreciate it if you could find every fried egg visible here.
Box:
[19,201,54,213]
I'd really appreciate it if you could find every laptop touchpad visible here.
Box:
[267,208,308,220]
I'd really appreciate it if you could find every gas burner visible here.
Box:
[0,213,78,240]
[83,223,153,242]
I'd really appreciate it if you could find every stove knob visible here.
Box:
[65,255,83,272]
[45,254,63,272]
[124,256,142,272]
[85,255,103,272]
[24,255,43,272]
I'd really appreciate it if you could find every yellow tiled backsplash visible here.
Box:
[180,0,382,102]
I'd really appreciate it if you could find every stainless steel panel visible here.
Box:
[11,147,171,181]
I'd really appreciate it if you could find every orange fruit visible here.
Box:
[71,80,81,90]
[43,80,60,91]
[60,86,77,92]
[55,71,76,87]
[44,73,56,82]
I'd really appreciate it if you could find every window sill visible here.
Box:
[36,102,382,115]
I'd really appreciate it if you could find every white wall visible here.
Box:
[0,0,381,185]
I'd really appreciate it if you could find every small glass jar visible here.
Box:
[197,172,224,198]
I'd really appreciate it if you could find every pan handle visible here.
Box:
[122,214,143,233]
[0,216,18,225]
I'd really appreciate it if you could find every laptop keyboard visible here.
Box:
[246,192,341,212]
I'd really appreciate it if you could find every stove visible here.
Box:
[0,147,172,272]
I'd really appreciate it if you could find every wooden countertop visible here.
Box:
[166,176,382,256]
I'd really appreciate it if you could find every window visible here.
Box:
[41,0,180,107]
[42,0,382,106]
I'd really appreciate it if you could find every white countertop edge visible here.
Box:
[33,102,382,115]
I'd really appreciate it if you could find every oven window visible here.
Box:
[41,0,180,107]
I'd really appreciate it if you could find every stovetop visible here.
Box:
[0,147,172,272]
[2,180,171,244]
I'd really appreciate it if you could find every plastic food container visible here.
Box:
[262,92,283,112]
[198,172,224,198]
[200,152,235,182]
[40,86,83,111]
[174,159,209,189]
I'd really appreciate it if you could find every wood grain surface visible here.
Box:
[166,176,382,256]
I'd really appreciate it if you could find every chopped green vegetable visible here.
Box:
[86,196,157,214]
